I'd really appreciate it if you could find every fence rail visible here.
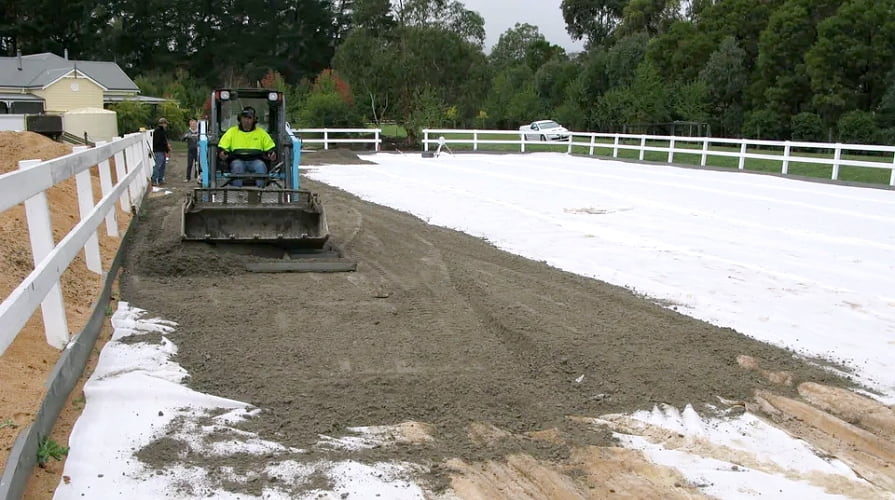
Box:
[422,129,895,186]
[0,131,152,355]
[291,127,381,151]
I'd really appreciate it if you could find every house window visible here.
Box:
[11,101,44,114]
[0,102,7,114]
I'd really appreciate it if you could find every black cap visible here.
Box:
[240,106,256,118]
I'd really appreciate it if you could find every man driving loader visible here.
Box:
[218,106,276,187]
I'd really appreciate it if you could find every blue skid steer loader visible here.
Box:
[180,88,355,272]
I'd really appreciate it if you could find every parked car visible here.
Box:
[519,120,570,141]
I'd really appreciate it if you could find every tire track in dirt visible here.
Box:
[120,168,856,494]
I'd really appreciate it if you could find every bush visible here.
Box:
[154,101,190,137]
[403,87,445,144]
[109,100,150,135]
[838,110,878,145]
[297,93,362,128]
[790,112,824,142]
[741,109,785,140]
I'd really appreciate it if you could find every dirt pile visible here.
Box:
[120,162,854,494]
[0,131,129,479]
[300,148,376,166]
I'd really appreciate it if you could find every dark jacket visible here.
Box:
[152,125,170,153]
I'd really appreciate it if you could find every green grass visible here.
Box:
[428,132,894,186]
[374,123,407,139]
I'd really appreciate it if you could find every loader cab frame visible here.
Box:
[200,88,302,190]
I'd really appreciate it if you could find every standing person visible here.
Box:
[151,117,171,186]
[218,107,276,188]
[182,118,199,182]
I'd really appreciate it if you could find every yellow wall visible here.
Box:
[33,76,104,113]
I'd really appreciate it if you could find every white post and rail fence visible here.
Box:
[292,128,382,151]
[422,129,895,186]
[0,130,153,356]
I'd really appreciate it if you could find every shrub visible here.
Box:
[742,109,785,140]
[837,110,878,145]
[109,100,150,135]
[790,112,824,142]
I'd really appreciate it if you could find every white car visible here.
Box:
[519,120,570,141]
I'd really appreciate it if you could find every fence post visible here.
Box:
[124,141,142,212]
[114,144,130,212]
[140,132,152,192]
[613,134,619,158]
[424,130,429,152]
[473,130,478,152]
[782,142,791,175]
[374,129,380,152]
[72,145,103,275]
[667,137,675,163]
[738,142,747,170]
[701,138,709,166]
[95,140,119,237]
[324,129,329,150]
[567,134,573,154]
[520,132,526,153]
[18,159,70,349]
[589,134,595,156]
[890,153,895,186]
[832,144,842,180]
[639,135,646,161]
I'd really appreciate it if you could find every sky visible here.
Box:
[458,0,586,53]
[55,153,894,499]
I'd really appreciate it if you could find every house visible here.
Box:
[0,51,164,141]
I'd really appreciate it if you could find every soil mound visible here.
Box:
[0,131,129,477]
[300,148,375,165]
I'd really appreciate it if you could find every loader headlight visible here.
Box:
[268,92,279,102]
[219,90,230,101]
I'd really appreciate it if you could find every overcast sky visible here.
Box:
[459,0,586,53]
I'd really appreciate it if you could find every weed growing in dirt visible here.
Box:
[0,419,18,430]
[37,437,69,467]
[72,393,86,410]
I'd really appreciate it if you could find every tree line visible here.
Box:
[3,0,895,144]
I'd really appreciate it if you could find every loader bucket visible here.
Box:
[181,188,329,248]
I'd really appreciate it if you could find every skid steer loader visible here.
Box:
[181,88,354,272]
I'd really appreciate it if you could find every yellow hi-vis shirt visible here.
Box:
[219,125,275,152]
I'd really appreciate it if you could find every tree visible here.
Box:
[484,64,536,128]
[0,0,112,57]
[592,87,630,132]
[334,0,489,133]
[619,0,681,37]
[535,59,579,111]
[646,20,715,83]
[753,0,842,118]
[297,69,363,128]
[625,60,671,125]
[394,0,485,46]
[605,32,649,89]
[698,36,748,136]
[350,0,396,34]
[672,80,710,124]
[490,23,545,67]
[560,0,626,48]
[807,0,895,125]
